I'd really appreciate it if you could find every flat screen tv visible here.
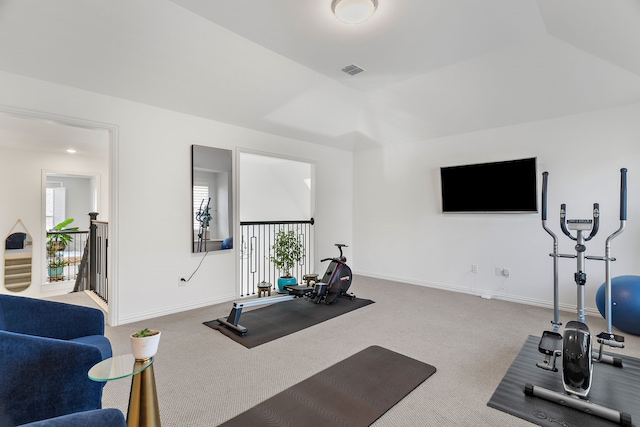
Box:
[440,157,537,213]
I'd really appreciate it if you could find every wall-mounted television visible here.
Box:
[440,157,537,213]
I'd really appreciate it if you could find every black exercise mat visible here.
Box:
[488,335,640,426]
[219,345,436,427]
[204,297,374,348]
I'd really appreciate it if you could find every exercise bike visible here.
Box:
[216,244,355,336]
[524,168,631,426]
[285,243,355,304]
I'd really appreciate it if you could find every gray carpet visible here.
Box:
[48,277,640,426]
[219,345,436,427]
[488,335,640,426]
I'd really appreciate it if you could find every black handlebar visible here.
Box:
[542,171,549,221]
[620,168,627,221]
[544,169,627,242]
[322,244,348,264]
[586,203,599,241]
[559,203,575,240]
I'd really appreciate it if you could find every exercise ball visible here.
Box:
[222,237,233,250]
[595,275,640,336]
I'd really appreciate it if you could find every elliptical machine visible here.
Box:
[525,168,631,426]
[286,243,355,304]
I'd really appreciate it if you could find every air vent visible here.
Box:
[341,64,365,76]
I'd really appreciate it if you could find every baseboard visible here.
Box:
[117,294,236,325]
[353,270,601,317]
[84,290,108,312]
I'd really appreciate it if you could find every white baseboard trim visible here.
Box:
[84,290,108,312]
[116,294,236,325]
[353,270,602,317]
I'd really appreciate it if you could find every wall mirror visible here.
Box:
[192,145,233,252]
[4,220,33,292]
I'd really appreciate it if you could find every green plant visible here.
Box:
[47,218,79,248]
[132,328,158,338]
[47,255,68,269]
[270,228,303,277]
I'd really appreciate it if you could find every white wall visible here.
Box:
[239,153,311,221]
[353,102,640,315]
[0,146,109,296]
[0,71,353,325]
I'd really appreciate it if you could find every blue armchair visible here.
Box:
[0,294,113,426]
[20,408,125,427]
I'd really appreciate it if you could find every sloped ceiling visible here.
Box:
[0,0,638,152]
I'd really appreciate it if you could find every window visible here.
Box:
[45,184,66,230]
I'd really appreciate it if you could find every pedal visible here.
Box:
[536,351,561,372]
[598,332,624,347]
[538,331,562,355]
[536,331,563,372]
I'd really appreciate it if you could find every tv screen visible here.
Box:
[440,157,537,213]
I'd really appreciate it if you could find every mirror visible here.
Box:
[4,221,33,292]
[192,145,233,252]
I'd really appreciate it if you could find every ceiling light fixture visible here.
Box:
[331,0,378,24]
[66,149,76,154]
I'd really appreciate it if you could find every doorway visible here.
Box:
[43,172,100,287]
[0,109,113,313]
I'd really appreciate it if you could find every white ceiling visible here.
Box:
[0,112,109,158]
[0,0,638,152]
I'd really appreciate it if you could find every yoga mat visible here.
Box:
[488,335,640,426]
[204,297,374,348]
[219,345,436,427]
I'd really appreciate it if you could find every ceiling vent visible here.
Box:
[341,64,365,76]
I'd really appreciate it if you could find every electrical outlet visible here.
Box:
[495,266,502,276]
[471,264,478,273]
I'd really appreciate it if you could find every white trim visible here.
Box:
[84,290,108,312]
[353,270,602,317]
[117,294,236,325]
[108,124,119,326]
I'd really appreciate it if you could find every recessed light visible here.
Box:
[66,149,76,154]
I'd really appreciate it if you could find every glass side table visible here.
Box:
[89,354,161,427]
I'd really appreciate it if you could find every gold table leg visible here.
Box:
[127,359,161,427]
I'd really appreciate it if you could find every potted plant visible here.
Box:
[47,255,68,278]
[270,228,303,292]
[46,218,79,255]
[130,328,161,360]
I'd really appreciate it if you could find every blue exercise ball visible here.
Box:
[221,237,233,250]
[596,275,640,336]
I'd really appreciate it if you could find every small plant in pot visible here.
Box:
[46,218,78,255]
[47,256,69,278]
[130,328,161,360]
[270,228,303,292]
